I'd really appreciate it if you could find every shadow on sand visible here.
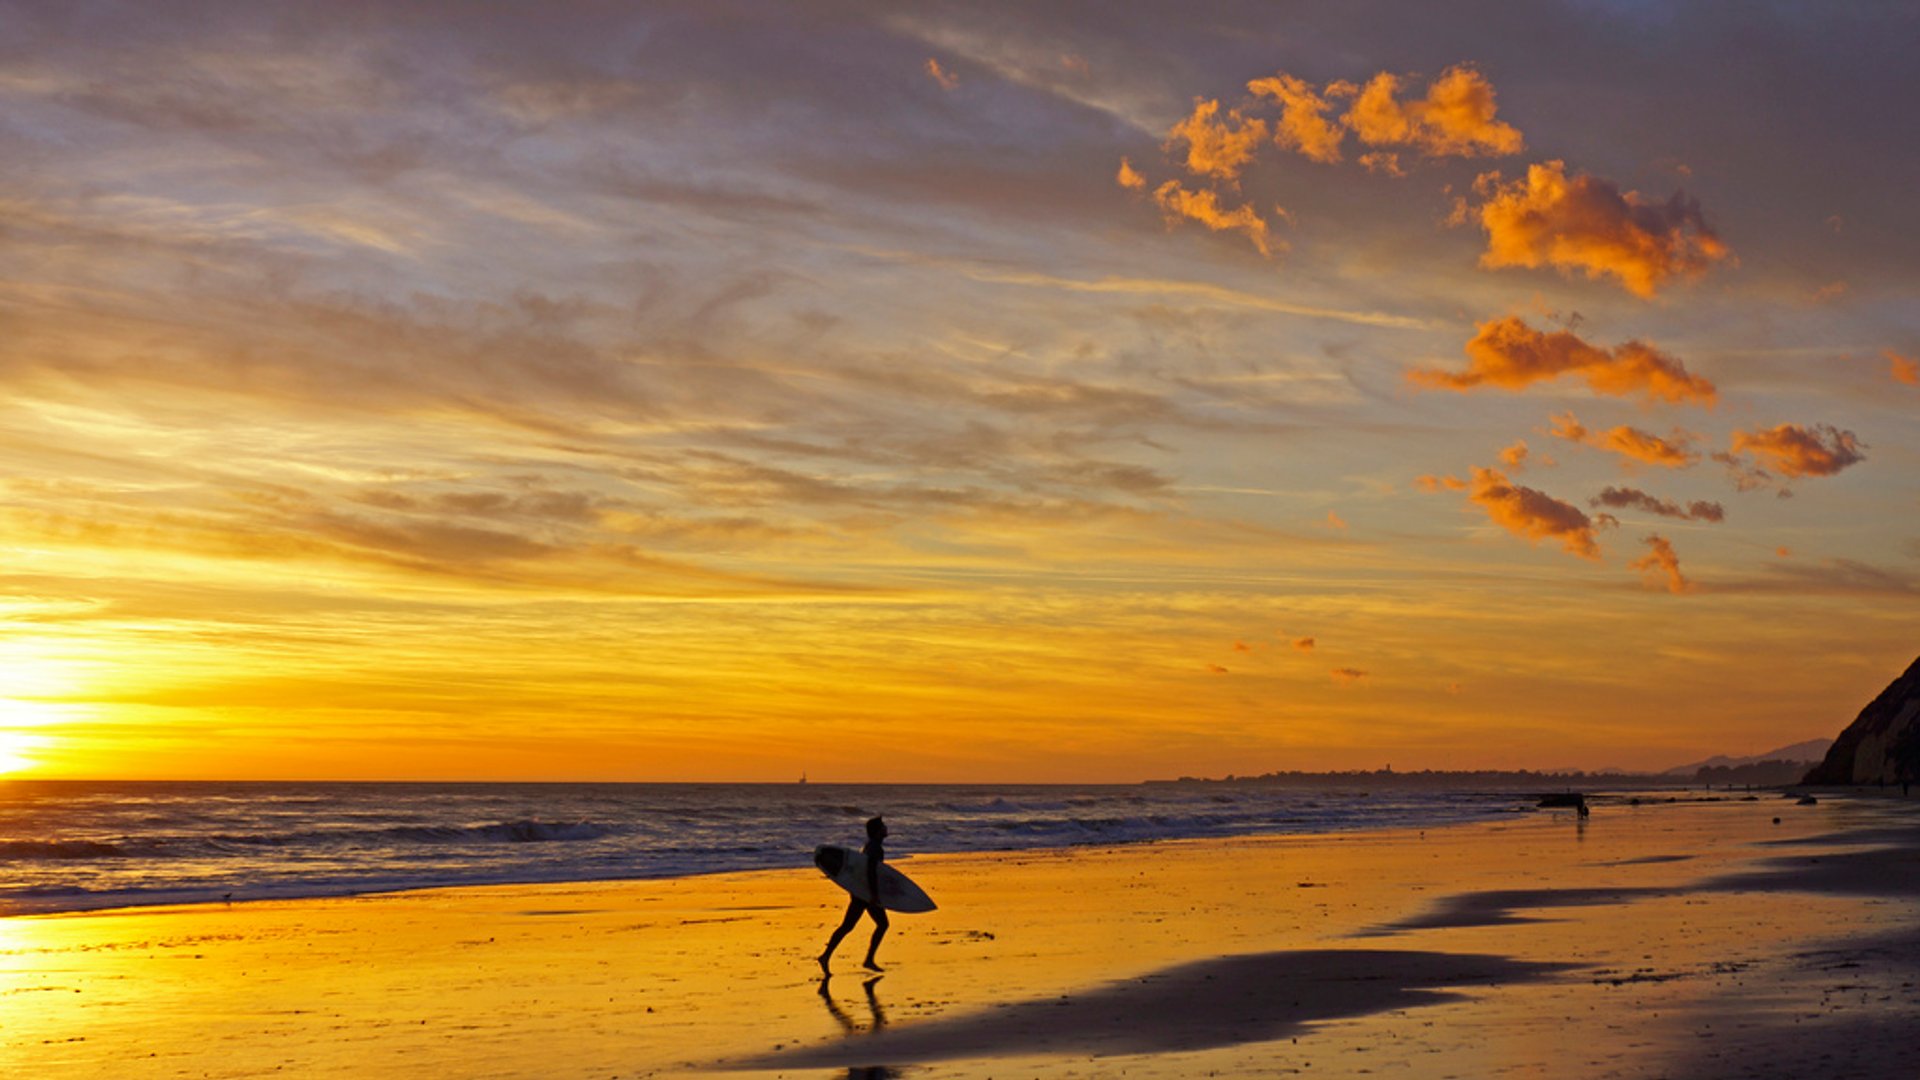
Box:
[736,947,1567,1070]
[1360,820,1920,936]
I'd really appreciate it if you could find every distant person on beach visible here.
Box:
[819,816,889,973]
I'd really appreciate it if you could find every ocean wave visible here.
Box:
[0,781,1566,915]
[0,839,129,859]
[384,820,620,844]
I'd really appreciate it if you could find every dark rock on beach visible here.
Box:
[1802,655,1920,786]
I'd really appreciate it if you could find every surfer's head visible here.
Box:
[866,815,887,840]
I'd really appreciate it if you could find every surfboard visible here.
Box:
[812,844,937,913]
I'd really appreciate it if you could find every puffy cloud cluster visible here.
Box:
[1338,65,1524,158]
[1240,64,1523,165]
[1473,161,1732,298]
[1628,534,1693,594]
[1425,466,1604,558]
[1549,412,1701,469]
[1591,487,1724,523]
[1245,73,1345,163]
[1410,317,1716,406]
[1166,99,1268,181]
[1151,180,1275,255]
[1729,424,1865,479]
[1128,63,1522,254]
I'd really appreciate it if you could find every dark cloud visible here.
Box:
[1589,487,1723,523]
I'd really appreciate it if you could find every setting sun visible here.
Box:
[0,730,41,775]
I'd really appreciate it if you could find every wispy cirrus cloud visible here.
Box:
[1410,317,1716,406]
[1471,161,1732,297]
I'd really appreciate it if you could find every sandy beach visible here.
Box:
[4,792,1918,1079]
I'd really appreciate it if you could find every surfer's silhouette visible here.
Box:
[819,815,889,973]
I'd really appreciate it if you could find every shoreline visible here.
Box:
[4,793,1917,1078]
[2,781,1850,920]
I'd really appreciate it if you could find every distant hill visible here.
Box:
[1660,738,1832,777]
[1802,656,1920,785]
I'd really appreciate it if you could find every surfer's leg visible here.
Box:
[820,896,863,971]
[862,905,889,970]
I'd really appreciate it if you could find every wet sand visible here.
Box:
[4,793,1917,1078]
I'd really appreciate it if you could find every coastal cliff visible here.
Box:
[1802,655,1920,785]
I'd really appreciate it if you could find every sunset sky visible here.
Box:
[1,2,1914,781]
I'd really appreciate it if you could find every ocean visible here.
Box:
[0,780,1573,915]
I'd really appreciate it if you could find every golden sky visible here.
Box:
[0,3,1914,780]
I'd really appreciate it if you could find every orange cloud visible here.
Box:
[1411,317,1716,405]
[1325,510,1348,530]
[1474,161,1732,297]
[1498,440,1530,470]
[1152,180,1273,255]
[1246,73,1344,163]
[1729,424,1866,479]
[1414,473,1467,493]
[1293,637,1316,651]
[1590,487,1724,523]
[1341,65,1523,158]
[1116,157,1146,190]
[1232,640,1252,652]
[1453,466,1605,559]
[1329,667,1368,684]
[1166,99,1268,181]
[1548,411,1701,469]
[1357,151,1405,176]
[1206,663,1230,674]
[1888,349,1919,386]
[1628,534,1693,594]
[924,58,960,92]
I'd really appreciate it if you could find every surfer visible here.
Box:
[819,815,890,973]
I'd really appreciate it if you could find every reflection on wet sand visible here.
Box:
[818,974,895,1079]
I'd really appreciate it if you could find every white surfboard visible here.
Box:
[812,844,937,913]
